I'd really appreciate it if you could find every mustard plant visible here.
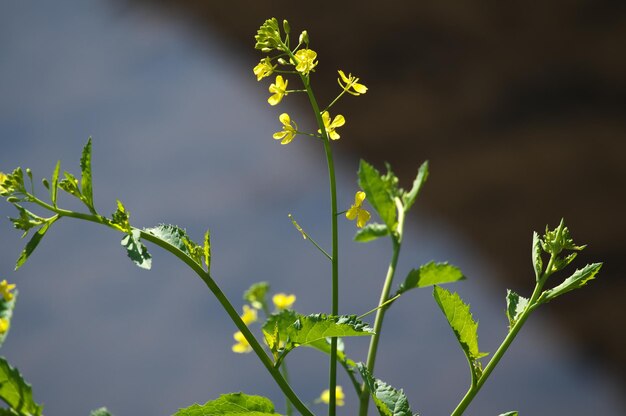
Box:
[0,18,602,416]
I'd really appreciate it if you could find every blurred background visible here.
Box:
[0,1,624,415]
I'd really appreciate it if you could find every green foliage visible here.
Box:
[498,412,518,416]
[121,229,152,270]
[90,408,113,416]
[531,231,543,281]
[243,282,270,311]
[204,229,211,272]
[9,207,45,236]
[539,263,602,303]
[50,160,61,207]
[358,364,417,416]
[354,223,389,243]
[433,286,488,380]
[396,262,465,295]
[80,138,95,211]
[0,293,17,349]
[15,216,58,270]
[0,357,43,416]
[401,161,429,212]
[110,200,131,232]
[145,224,203,265]
[173,393,280,416]
[505,290,529,329]
[358,160,397,230]
[59,172,82,199]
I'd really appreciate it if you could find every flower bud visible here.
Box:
[42,178,50,189]
[299,30,309,45]
[283,19,290,35]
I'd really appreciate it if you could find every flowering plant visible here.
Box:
[0,18,602,416]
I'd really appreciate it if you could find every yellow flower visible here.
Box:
[318,111,345,141]
[337,70,368,95]
[346,191,371,228]
[293,49,318,75]
[273,113,298,145]
[240,305,257,325]
[232,331,252,353]
[0,318,9,334]
[319,386,345,406]
[0,172,7,194]
[268,75,288,106]
[253,57,276,81]
[272,293,296,310]
[0,280,16,302]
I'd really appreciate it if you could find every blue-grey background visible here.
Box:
[0,1,623,415]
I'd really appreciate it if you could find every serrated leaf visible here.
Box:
[354,223,389,243]
[173,392,280,416]
[80,138,94,210]
[505,290,528,329]
[402,161,429,212]
[498,412,518,416]
[0,291,17,348]
[144,224,202,265]
[539,263,602,303]
[121,229,152,270]
[397,262,465,295]
[0,357,43,416]
[204,229,211,272]
[110,200,131,232]
[50,160,61,207]
[243,282,269,310]
[59,172,82,199]
[358,160,397,229]
[90,408,113,416]
[357,364,417,416]
[532,231,543,281]
[433,286,487,380]
[15,216,58,271]
[262,310,372,363]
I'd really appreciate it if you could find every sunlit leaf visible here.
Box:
[50,160,61,207]
[15,216,59,271]
[357,364,417,416]
[433,286,487,380]
[505,290,528,329]
[204,229,211,272]
[532,231,543,281]
[498,412,518,416]
[358,160,396,229]
[144,224,202,265]
[121,229,152,270]
[0,357,43,416]
[354,223,389,243]
[80,138,94,211]
[110,200,131,232]
[173,392,280,416]
[539,263,602,303]
[59,172,82,199]
[90,408,114,416]
[402,161,428,212]
[0,292,17,348]
[397,262,464,295]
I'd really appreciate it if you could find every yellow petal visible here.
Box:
[279,113,291,126]
[321,111,331,127]
[354,191,366,206]
[268,93,281,106]
[280,133,295,145]
[353,82,368,94]
[329,130,341,140]
[273,131,287,140]
[338,70,350,84]
[346,206,358,220]
[330,114,345,128]
[357,209,371,228]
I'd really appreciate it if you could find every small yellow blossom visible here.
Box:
[338,70,368,96]
[232,331,252,353]
[272,293,296,310]
[268,75,288,106]
[273,113,298,145]
[240,305,257,325]
[0,172,7,194]
[319,386,345,406]
[0,318,9,334]
[318,111,345,141]
[0,280,16,302]
[346,191,371,228]
[253,57,276,81]
[293,49,318,75]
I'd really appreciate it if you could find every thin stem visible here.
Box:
[282,362,294,416]
[289,213,332,261]
[357,294,401,320]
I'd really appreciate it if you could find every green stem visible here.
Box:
[359,199,405,416]
[449,255,556,416]
[282,362,294,416]
[28,198,316,416]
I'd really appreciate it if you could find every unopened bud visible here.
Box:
[283,19,290,35]
[42,178,50,189]
[299,30,309,45]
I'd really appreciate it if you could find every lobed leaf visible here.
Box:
[354,223,389,243]
[433,286,487,380]
[358,160,397,229]
[144,224,202,265]
[505,290,529,329]
[15,216,59,271]
[80,138,94,210]
[121,229,152,270]
[397,262,464,295]
[357,364,417,416]
[0,292,17,349]
[173,392,280,416]
[0,357,43,416]
[401,161,429,212]
[539,263,602,303]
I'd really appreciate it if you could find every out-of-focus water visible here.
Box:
[0,1,623,415]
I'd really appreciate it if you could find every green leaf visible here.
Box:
[59,172,82,199]
[433,286,487,379]
[90,408,113,416]
[243,282,269,311]
[397,262,465,295]
[173,392,280,416]
[110,200,131,232]
[354,223,389,243]
[358,160,397,229]
[262,310,372,362]
[0,291,17,349]
[9,206,45,235]
[531,231,543,281]
[80,138,94,210]
[121,229,152,270]
[144,224,202,265]
[505,290,528,329]
[402,161,429,212]
[0,357,43,416]
[50,160,61,207]
[15,216,59,271]
[204,229,211,272]
[498,412,518,416]
[357,364,417,416]
[539,263,602,303]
